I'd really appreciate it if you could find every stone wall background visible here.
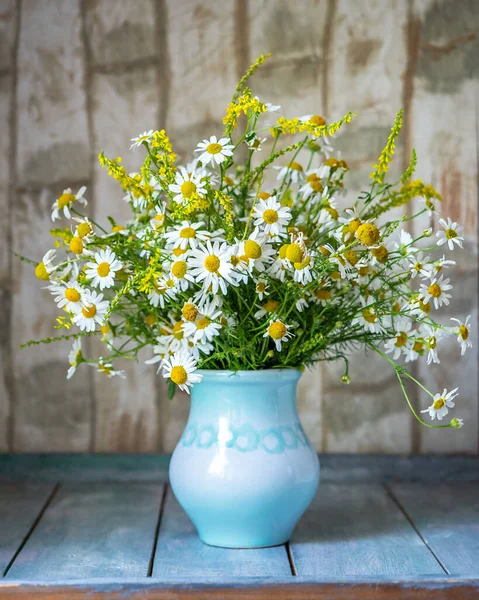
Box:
[0,0,477,454]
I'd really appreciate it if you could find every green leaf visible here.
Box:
[168,380,176,400]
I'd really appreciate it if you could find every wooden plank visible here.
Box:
[390,483,479,576]
[290,483,444,577]
[0,483,54,575]
[152,488,291,578]
[1,454,479,484]
[11,0,92,451]
[407,0,479,454]
[6,483,163,580]
[1,577,479,599]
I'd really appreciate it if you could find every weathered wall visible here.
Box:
[0,0,477,453]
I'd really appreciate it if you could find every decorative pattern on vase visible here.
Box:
[181,422,310,453]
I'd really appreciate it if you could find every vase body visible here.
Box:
[169,369,320,548]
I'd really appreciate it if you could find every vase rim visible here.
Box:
[196,368,302,381]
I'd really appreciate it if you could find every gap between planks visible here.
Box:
[147,483,169,577]
[3,483,60,577]
[383,483,449,575]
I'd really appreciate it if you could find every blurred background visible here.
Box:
[0,0,477,454]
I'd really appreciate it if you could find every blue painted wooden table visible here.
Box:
[0,454,478,599]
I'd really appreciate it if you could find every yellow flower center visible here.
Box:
[180,181,197,199]
[77,222,92,238]
[69,237,83,254]
[445,228,457,239]
[57,193,75,209]
[285,243,303,263]
[349,218,361,234]
[419,299,431,314]
[196,317,210,330]
[330,270,341,280]
[289,161,303,171]
[263,300,279,313]
[173,321,184,340]
[413,340,424,352]
[173,247,186,256]
[256,282,266,293]
[224,176,234,186]
[433,398,445,410]
[294,255,311,270]
[112,225,126,233]
[427,336,437,349]
[258,191,271,200]
[204,254,220,273]
[172,260,187,278]
[263,209,279,224]
[395,332,408,347]
[65,288,81,302]
[170,365,187,385]
[82,304,97,319]
[344,250,359,266]
[326,207,339,220]
[97,262,110,277]
[362,308,377,323]
[308,115,326,126]
[230,255,239,266]
[244,240,262,259]
[268,321,287,340]
[356,223,380,246]
[279,244,289,259]
[459,325,469,340]
[372,245,389,264]
[428,283,441,298]
[315,289,331,300]
[206,142,222,155]
[145,315,156,327]
[180,226,196,239]
[182,303,198,322]
[35,262,49,280]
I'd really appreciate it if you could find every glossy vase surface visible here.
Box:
[169,369,320,548]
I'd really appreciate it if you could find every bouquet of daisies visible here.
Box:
[26,55,471,430]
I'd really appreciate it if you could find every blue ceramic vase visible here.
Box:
[169,369,320,548]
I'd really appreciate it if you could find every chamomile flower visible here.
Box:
[425,255,456,278]
[162,349,203,394]
[169,257,195,291]
[73,216,94,240]
[73,290,109,332]
[450,315,472,355]
[421,388,458,421]
[275,161,304,183]
[422,324,446,365]
[168,166,207,204]
[189,240,238,295]
[263,101,281,113]
[95,358,126,378]
[419,275,453,310]
[49,280,83,313]
[237,228,276,273]
[408,252,431,279]
[245,132,267,152]
[130,129,154,150]
[352,298,384,333]
[437,218,464,251]
[183,300,222,344]
[51,186,87,221]
[150,205,166,230]
[85,249,122,290]
[384,319,413,359]
[299,171,324,200]
[394,230,417,256]
[255,278,269,300]
[253,196,292,238]
[164,220,210,250]
[195,135,234,166]
[254,300,280,319]
[264,320,294,351]
[67,339,82,379]
[148,278,178,308]
[293,251,315,285]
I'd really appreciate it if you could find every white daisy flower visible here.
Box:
[293,251,315,285]
[436,218,464,251]
[422,324,446,365]
[408,252,431,279]
[245,132,267,152]
[419,275,453,310]
[73,289,109,332]
[183,299,222,344]
[73,216,94,240]
[421,387,459,421]
[130,129,154,150]
[186,338,214,361]
[351,298,384,334]
[237,228,276,273]
[169,257,195,291]
[51,186,87,221]
[275,161,304,183]
[263,101,281,113]
[148,278,178,309]
[67,339,82,379]
[49,280,83,313]
[164,220,210,250]
[94,358,126,378]
[253,195,292,238]
[189,240,238,295]
[41,249,59,276]
[85,249,122,290]
[162,349,203,394]
[299,170,324,200]
[263,320,294,351]
[195,135,234,166]
[424,255,456,279]
[450,315,472,355]
[384,319,413,359]
[255,278,269,301]
[150,205,166,230]
[168,166,207,204]
[394,229,417,256]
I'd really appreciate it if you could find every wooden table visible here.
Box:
[0,454,478,599]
